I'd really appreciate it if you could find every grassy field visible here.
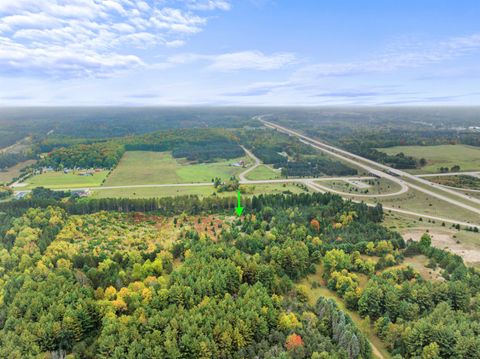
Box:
[104,151,250,186]
[317,178,402,196]
[428,175,480,190]
[92,182,308,199]
[373,188,480,225]
[377,144,480,174]
[244,165,282,180]
[0,159,35,184]
[22,170,109,189]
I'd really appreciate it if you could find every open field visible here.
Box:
[428,175,480,190]
[91,182,308,199]
[377,144,480,174]
[374,188,480,225]
[22,170,109,189]
[0,160,35,184]
[104,151,250,186]
[317,178,401,196]
[244,164,281,180]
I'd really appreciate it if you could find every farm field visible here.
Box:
[91,182,308,199]
[244,164,281,180]
[104,151,250,186]
[377,144,480,174]
[0,159,35,184]
[22,170,109,189]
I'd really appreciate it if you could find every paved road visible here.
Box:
[14,176,376,193]
[307,181,479,229]
[239,146,261,182]
[260,118,480,216]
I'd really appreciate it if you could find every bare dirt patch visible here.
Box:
[402,229,480,267]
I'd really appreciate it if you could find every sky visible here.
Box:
[0,0,479,106]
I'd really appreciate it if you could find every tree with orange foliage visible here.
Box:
[310,218,320,232]
[285,333,304,351]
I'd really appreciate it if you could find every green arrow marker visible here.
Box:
[235,190,244,216]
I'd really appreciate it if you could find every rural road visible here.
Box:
[14,176,377,193]
[259,117,480,216]
[239,146,261,182]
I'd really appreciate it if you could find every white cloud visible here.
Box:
[0,0,228,77]
[292,33,480,80]
[186,0,231,11]
[166,50,297,71]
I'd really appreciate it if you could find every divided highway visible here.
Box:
[259,117,480,225]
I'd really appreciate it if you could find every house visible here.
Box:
[71,189,90,197]
[14,191,28,200]
[232,160,246,167]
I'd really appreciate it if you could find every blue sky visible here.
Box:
[0,0,479,106]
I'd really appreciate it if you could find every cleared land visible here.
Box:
[22,171,109,189]
[104,151,250,186]
[377,144,480,174]
[317,178,401,196]
[244,164,281,180]
[0,159,35,184]
[383,211,480,267]
[92,182,307,199]
[373,187,480,225]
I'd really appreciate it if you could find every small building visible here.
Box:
[71,189,90,197]
[14,191,28,200]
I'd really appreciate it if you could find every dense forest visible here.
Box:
[0,191,478,358]
[0,152,33,170]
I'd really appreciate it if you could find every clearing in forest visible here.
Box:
[377,144,480,174]
[22,170,109,189]
[104,151,250,186]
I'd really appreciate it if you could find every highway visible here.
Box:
[260,118,480,217]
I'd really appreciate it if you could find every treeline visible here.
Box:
[0,152,34,170]
[0,192,383,223]
[38,128,245,169]
[125,128,244,162]
[38,136,107,152]
[342,145,420,169]
[0,186,13,199]
[39,142,125,169]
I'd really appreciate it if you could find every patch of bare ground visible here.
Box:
[402,229,480,267]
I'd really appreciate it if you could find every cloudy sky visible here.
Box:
[0,0,479,106]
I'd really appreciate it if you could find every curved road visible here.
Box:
[260,118,480,217]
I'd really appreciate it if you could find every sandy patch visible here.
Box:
[402,229,480,266]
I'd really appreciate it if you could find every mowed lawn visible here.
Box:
[23,171,109,189]
[377,144,480,174]
[104,151,249,186]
